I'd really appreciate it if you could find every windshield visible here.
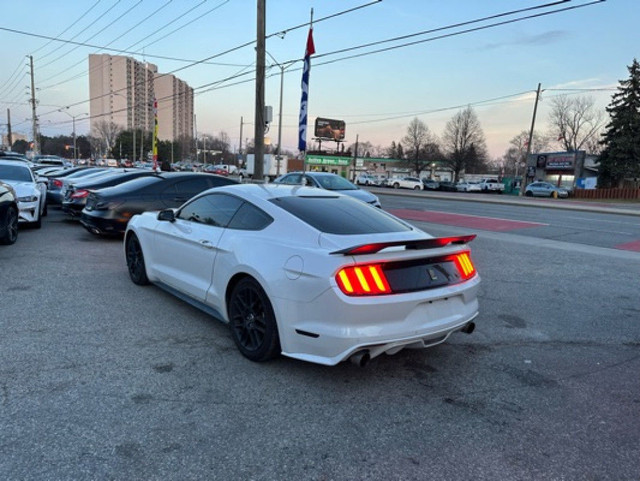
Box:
[313,175,357,191]
[0,164,33,182]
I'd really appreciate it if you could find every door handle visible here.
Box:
[199,240,214,249]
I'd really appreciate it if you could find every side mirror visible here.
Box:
[157,209,175,222]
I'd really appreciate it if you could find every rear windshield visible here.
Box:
[270,195,411,235]
[0,164,32,182]
[105,176,161,193]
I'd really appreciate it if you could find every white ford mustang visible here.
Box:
[124,184,480,366]
[0,160,47,228]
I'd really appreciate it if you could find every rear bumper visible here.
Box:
[61,201,84,217]
[276,274,481,366]
[80,211,126,235]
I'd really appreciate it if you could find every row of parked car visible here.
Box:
[356,173,569,198]
[357,174,503,193]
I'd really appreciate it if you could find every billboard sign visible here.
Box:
[314,118,346,141]
[545,153,575,170]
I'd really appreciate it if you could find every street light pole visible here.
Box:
[266,51,295,177]
[60,108,87,162]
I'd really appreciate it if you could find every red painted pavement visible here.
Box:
[615,240,640,252]
[389,208,548,232]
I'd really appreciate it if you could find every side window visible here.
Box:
[306,175,322,188]
[281,174,302,185]
[227,202,273,231]
[177,193,243,227]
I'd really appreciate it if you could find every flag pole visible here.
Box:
[152,98,159,172]
[298,8,315,172]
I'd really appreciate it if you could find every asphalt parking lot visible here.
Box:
[1,206,639,480]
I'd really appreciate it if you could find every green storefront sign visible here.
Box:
[305,154,351,166]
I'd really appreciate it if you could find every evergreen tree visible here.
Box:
[598,59,640,187]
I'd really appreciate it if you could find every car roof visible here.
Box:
[202,182,337,201]
[0,159,31,168]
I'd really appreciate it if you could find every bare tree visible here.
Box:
[501,130,550,176]
[92,120,122,157]
[441,106,488,181]
[548,95,605,153]
[401,117,436,176]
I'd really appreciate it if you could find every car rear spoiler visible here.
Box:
[330,234,476,255]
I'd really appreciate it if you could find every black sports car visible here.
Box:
[61,169,157,217]
[80,172,238,235]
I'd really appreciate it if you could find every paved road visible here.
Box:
[1,206,639,480]
[374,189,640,252]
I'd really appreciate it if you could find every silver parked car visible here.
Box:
[273,172,381,208]
[524,181,569,198]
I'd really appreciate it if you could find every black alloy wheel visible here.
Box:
[126,234,150,285]
[228,277,280,362]
[0,207,18,245]
[525,190,534,197]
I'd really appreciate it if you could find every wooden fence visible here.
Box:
[573,188,640,200]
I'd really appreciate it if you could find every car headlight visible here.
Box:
[18,195,39,202]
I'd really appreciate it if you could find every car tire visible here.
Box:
[126,233,150,285]
[43,202,48,217]
[413,185,421,190]
[393,183,399,189]
[0,206,18,245]
[525,191,533,197]
[228,277,280,362]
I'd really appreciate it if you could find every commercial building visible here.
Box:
[89,54,193,145]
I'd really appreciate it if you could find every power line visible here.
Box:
[39,0,145,70]
[39,0,234,92]
[39,0,175,87]
[0,58,26,96]
[36,0,124,62]
[35,0,381,121]
[312,0,571,62]
[194,0,606,97]
[310,0,607,67]
[30,0,103,55]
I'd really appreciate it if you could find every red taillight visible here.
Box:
[453,252,476,280]
[336,264,391,296]
[53,179,63,188]
[71,189,89,199]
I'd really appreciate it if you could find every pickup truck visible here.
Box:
[478,178,505,193]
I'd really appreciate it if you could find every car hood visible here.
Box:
[2,180,38,196]
[338,188,379,204]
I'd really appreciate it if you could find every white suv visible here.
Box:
[389,176,423,190]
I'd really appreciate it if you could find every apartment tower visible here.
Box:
[89,54,193,147]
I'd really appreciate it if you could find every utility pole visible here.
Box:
[239,116,244,165]
[194,113,198,162]
[352,134,359,181]
[6,109,12,150]
[276,64,284,176]
[520,82,542,196]
[72,116,77,162]
[28,55,39,154]
[253,0,266,181]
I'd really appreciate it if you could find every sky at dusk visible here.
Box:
[0,0,637,159]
